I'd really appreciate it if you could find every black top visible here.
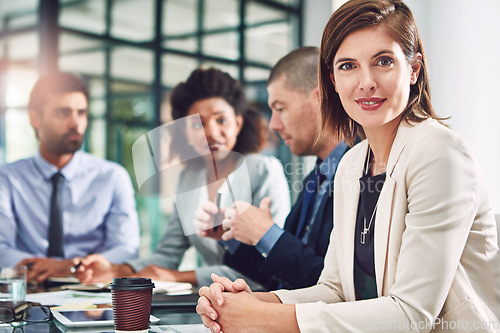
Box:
[353,151,386,300]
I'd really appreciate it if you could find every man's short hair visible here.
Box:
[267,46,320,94]
[28,72,88,111]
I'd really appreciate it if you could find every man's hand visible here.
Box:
[18,257,73,284]
[194,201,227,240]
[196,273,253,332]
[221,198,274,245]
[73,254,133,283]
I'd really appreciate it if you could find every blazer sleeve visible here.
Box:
[273,223,345,304]
[259,186,334,289]
[224,171,334,290]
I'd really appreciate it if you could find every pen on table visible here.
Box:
[70,260,82,274]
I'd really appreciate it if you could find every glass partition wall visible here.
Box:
[0,0,301,255]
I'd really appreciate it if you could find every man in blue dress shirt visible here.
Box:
[0,72,139,283]
[198,47,352,290]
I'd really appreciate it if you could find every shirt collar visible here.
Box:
[33,150,83,181]
[318,140,349,181]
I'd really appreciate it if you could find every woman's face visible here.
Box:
[186,97,243,157]
[330,25,420,133]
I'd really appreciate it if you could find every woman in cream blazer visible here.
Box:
[196,1,499,332]
[274,118,500,332]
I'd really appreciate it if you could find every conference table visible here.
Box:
[0,308,204,332]
[0,284,206,333]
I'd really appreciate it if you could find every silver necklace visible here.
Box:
[361,148,378,245]
[361,201,378,245]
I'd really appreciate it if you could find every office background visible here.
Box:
[0,0,499,259]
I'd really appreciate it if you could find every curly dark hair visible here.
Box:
[169,67,267,159]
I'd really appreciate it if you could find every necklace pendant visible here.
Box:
[360,231,366,245]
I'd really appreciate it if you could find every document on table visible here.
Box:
[150,325,210,332]
[56,280,191,294]
[152,280,193,294]
[25,290,112,306]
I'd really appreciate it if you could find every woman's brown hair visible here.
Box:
[319,0,440,145]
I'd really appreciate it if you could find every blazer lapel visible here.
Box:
[373,120,416,294]
[386,120,416,177]
[338,141,367,301]
[373,176,395,295]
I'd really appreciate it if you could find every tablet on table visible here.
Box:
[52,308,160,328]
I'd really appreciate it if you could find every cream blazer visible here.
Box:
[275,119,500,332]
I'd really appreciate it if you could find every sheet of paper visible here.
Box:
[152,280,192,294]
[60,283,108,292]
[51,301,98,311]
[150,324,210,332]
[47,276,80,284]
[25,290,112,306]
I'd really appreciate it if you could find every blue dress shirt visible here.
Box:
[256,142,349,256]
[0,150,140,267]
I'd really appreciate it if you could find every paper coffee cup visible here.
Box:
[109,278,155,332]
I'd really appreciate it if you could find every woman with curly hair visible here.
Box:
[75,68,290,287]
